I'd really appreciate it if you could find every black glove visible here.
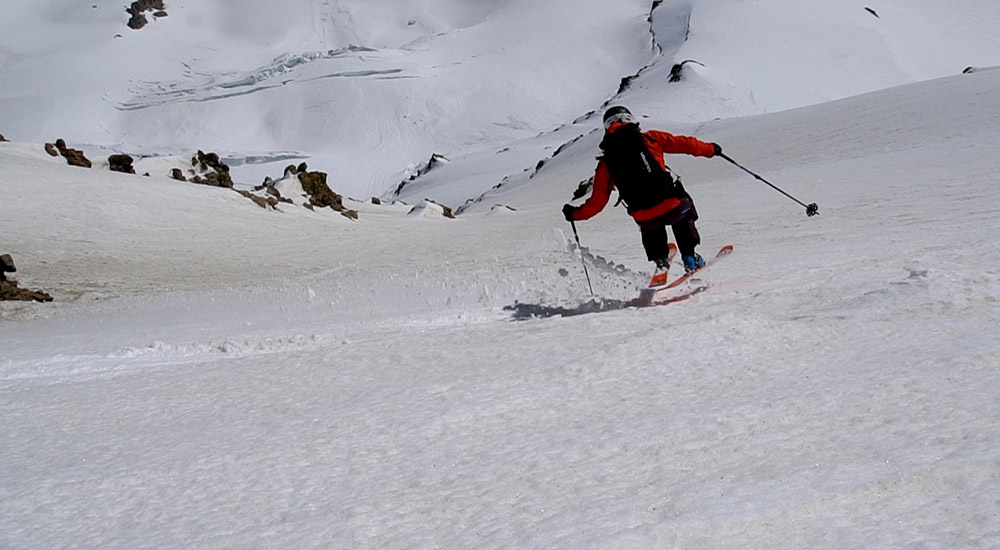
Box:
[562,203,576,222]
[712,143,723,156]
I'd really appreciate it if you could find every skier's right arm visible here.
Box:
[569,161,614,221]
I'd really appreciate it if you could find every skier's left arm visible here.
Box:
[646,130,719,158]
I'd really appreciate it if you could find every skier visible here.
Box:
[563,106,722,286]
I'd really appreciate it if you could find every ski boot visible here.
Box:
[682,253,705,273]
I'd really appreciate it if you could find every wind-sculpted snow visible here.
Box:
[112,46,401,111]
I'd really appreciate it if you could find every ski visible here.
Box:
[647,243,677,288]
[636,245,733,306]
[664,245,733,289]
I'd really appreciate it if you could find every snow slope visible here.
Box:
[3,1,1000,548]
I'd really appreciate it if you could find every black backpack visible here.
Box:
[599,124,687,210]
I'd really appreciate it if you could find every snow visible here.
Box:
[3,1,1000,548]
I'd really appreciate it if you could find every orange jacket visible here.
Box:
[573,122,716,223]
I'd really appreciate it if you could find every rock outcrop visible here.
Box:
[407,199,455,219]
[394,153,449,197]
[108,154,136,174]
[0,254,53,303]
[669,59,704,83]
[188,150,233,188]
[126,0,167,30]
[298,170,344,211]
[0,279,54,302]
[0,254,14,280]
[45,139,92,168]
[247,164,358,218]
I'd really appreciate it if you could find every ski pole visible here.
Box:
[718,152,820,217]
[569,219,595,296]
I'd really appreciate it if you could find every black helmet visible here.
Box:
[602,106,634,130]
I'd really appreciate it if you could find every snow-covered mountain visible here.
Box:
[3,1,1000,548]
[3,0,998,200]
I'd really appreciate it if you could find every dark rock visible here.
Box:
[212,172,228,186]
[190,150,233,188]
[170,168,187,181]
[298,170,344,211]
[341,210,359,220]
[864,7,879,18]
[409,199,455,219]
[669,59,704,83]
[236,189,281,210]
[236,190,269,209]
[0,279,54,302]
[54,138,92,168]
[44,143,59,156]
[250,195,270,209]
[126,0,166,30]
[371,197,382,205]
[139,0,165,11]
[0,132,7,141]
[297,162,308,173]
[393,153,449,197]
[0,256,52,302]
[617,74,637,95]
[127,12,148,29]
[1,254,15,281]
[573,176,594,200]
[195,150,221,170]
[108,154,136,174]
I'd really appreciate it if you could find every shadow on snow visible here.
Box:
[505,286,706,320]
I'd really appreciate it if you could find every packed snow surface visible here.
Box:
[3,1,1000,548]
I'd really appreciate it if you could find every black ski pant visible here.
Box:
[637,198,700,262]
